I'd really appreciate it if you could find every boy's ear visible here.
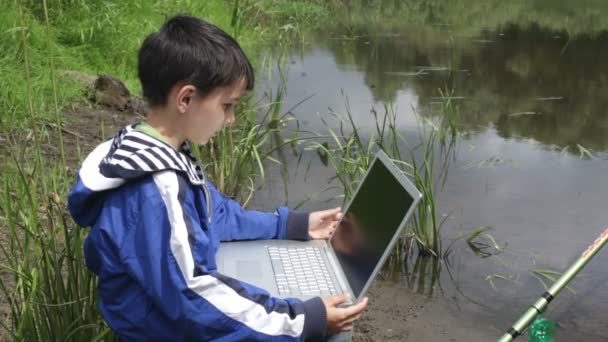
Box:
[176,85,197,114]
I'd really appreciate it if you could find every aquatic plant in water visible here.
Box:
[308,91,458,258]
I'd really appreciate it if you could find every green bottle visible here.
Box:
[528,316,556,342]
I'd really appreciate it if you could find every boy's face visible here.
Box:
[180,78,246,145]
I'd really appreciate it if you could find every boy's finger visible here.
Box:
[331,212,342,222]
[340,297,368,316]
[325,293,350,306]
[318,207,341,218]
[340,312,362,325]
[339,324,353,332]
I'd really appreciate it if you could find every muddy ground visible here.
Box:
[0,86,500,341]
[353,279,500,341]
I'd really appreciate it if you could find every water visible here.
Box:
[251,3,608,340]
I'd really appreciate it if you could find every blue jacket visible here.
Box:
[68,124,327,341]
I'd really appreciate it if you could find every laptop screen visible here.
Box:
[330,156,415,298]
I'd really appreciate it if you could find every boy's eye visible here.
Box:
[223,103,233,111]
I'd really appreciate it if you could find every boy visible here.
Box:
[68,14,367,341]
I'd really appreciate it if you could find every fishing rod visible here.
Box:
[498,227,608,342]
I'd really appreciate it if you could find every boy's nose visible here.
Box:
[225,112,235,125]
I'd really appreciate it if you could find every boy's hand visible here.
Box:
[322,294,368,336]
[308,207,342,240]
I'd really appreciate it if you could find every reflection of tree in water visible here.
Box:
[321,24,449,103]
[316,19,608,153]
[432,25,608,153]
[487,26,608,152]
[332,0,608,36]
[322,30,415,103]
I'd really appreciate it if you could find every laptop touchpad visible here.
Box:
[236,260,263,279]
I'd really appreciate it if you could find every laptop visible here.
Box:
[216,150,422,305]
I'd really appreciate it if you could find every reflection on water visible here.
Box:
[252,2,608,340]
[318,24,608,154]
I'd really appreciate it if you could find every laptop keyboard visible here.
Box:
[267,246,338,296]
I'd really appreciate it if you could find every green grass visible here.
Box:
[465,226,503,258]
[484,273,521,291]
[0,0,281,131]
[0,155,109,341]
[242,0,329,27]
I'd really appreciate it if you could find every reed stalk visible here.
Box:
[308,95,457,257]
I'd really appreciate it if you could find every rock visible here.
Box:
[61,71,147,116]
[89,74,132,111]
[128,96,147,116]
[58,70,97,87]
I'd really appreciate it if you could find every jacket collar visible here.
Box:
[99,123,207,185]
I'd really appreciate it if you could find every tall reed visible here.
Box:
[0,158,111,341]
[308,95,457,257]
[200,91,297,205]
[0,1,111,340]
